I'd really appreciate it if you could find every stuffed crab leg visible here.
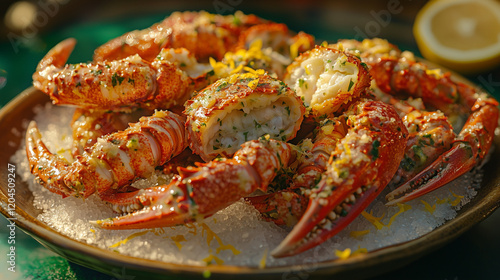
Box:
[92,139,296,229]
[26,110,187,201]
[185,72,306,161]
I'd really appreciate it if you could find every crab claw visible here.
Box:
[386,97,499,206]
[92,139,296,230]
[271,180,381,257]
[36,38,76,71]
[271,100,408,258]
[92,179,197,229]
[385,143,472,205]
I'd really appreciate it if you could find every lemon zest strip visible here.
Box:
[335,248,352,259]
[109,230,149,248]
[290,36,311,59]
[361,211,385,230]
[171,234,187,250]
[259,248,268,269]
[90,228,96,239]
[203,254,224,265]
[421,200,436,214]
[349,230,370,238]
[186,223,198,235]
[436,196,448,204]
[386,203,412,227]
[201,223,241,255]
[449,190,464,206]
[352,246,368,256]
[149,227,167,237]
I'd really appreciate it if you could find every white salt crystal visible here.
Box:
[10,101,486,267]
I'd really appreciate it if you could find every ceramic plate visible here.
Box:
[1,76,500,280]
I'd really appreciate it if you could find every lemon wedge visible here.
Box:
[414,0,500,74]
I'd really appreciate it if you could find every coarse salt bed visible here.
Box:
[11,102,484,268]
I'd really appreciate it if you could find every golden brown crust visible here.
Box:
[93,11,269,63]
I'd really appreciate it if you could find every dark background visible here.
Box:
[0,0,499,279]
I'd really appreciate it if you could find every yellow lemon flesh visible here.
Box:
[414,0,500,74]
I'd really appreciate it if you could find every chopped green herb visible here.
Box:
[340,209,348,217]
[412,145,428,165]
[92,69,102,76]
[370,139,380,159]
[111,73,125,87]
[423,134,435,145]
[339,170,348,179]
[400,155,415,172]
[348,79,354,91]
[233,15,241,26]
[216,81,228,91]
[278,81,287,95]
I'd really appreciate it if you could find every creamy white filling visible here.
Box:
[158,48,211,78]
[203,96,300,156]
[287,51,359,108]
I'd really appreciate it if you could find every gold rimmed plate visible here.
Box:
[1,76,500,279]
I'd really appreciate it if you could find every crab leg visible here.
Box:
[332,39,500,205]
[185,72,305,161]
[26,110,187,200]
[246,117,347,226]
[92,139,296,229]
[93,11,268,62]
[386,90,499,205]
[333,38,463,117]
[271,100,408,257]
[70,108,155,156]
[33,39,205,111]
[235,23,314,60]
[385,97,456,188]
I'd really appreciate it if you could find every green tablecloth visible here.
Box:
[0,10,172,280]
[0,216,113,279]
[1,3,500,279]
